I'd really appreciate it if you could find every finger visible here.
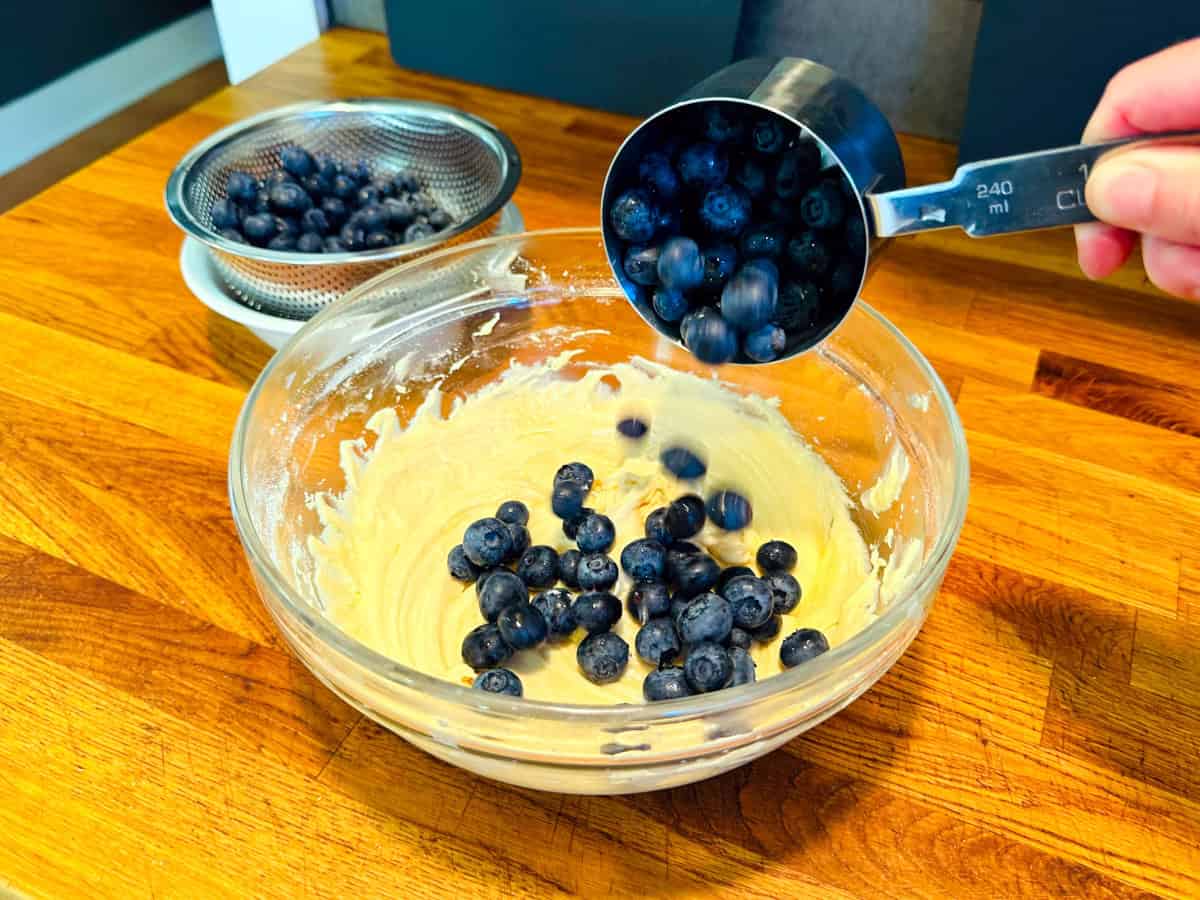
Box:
[1142,235,1200,300]
[1074,221,1137,279]
[1083,37,1200,141]
[1085,147,1200,246]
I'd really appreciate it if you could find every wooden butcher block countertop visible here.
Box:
[0,28,1197,899]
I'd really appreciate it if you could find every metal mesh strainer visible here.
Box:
[165,99,521,319]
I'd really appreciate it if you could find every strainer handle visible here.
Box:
[866,129,1200,238]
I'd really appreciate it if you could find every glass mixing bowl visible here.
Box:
[230,227,968,794]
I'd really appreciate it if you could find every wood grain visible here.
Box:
[0,27,1197,899]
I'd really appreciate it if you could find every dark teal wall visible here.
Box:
[385,0,743,116]
[0,1,208,104]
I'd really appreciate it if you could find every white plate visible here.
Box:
[179,203,525,350]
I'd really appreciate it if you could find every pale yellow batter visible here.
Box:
[309,352,890,704]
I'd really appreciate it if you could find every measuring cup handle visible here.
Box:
[866,130,1200,239]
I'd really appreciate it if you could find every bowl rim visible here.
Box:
[164,98,522,265]
[228,226,969,725]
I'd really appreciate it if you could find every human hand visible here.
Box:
[1075,38,1200,299]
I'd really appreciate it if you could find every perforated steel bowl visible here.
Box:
[165,99,521,319]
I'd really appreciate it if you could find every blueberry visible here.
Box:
[461,623,513,670]
[721,265,778,332]
[448,544,481,582]
[532,588,577,640]
[652,287,688,323]
[774,141,823,199]
[505,523,531,562]
[226,171,259,203]
[562,507,594,540]
[219,227,246,243]
[665,493,706,536]
[638,151,680,200]
[314,153,341,180]
[728,627,752,651]
[383,196,416,228]
[274,215,302,238]
[497,601,549,650]
[780,628,830,667]
[411,193,436,216]
[355,185,383,208]
[685,642,733,693]
[478,569,528,622]
[645,507,672,545]
[331,173,358,200]
[677,592,733,644]
[766,194,800,226]
[751,118,787,154]
[729,647,757,686]
[300,208,332,235]
[703,104,745,143]
[670,593,691,626]
[576,554,618,591]
[608,188,657,242]
[463,516,514,567]
[265,170,295,191]
[280,145,316,178]
[774,280,822,331]
[677,142,728,188]
[473,668,522,696]
[635,618,681,666]
[673,553,722,597]
[551,482,587,520]
[241,213,278,246]
[297,230,325,252]
[656,205,682,236]
[577,632,629,684]
[269,182,313,215]
[558,548,582,588]
[323,236,348,253]
[699,184,751,236]
[572,589,619,632]
[745,324,786,362]
[341,223,370,249]
[392,171,420,194]
[251,189,272,214]
[828,260,861,300]
[716,566,755,593]
[619,538,667,582]
[722,575,773,628]
[320,196,349,226]
[623,244,660,286]
[404,222,435,243]
[369,175,396,199]
[555,462,594,490]
[643,667,692,701]
[355,204,390,233]
[701,242,738,291]
[300,173,324,198]
[657,237,704,292]
[733,157,768,198]
[428,207,454,231]
[742,257,779,281]
[475,568,499,597]
[757,540,797,573]
[348,161,372,184]
[517,545,560,589]
[365,231,395,250]
[665,540,703,581]
[740,223,785,260]
[576,513,616,553]
[845,214,867,255]
[617,417,649,439]
[627,581,671,625]
[786,231,833,277]
[681,308,738,364]
[765,572,802,614]
[496,500,529,525]
[707,490,753,531]
[800,180,847,229]
[211,198,240,230]
[748,614,781,642]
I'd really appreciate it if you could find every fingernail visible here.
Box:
[1087,159,1157,229]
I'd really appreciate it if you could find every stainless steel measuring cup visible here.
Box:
[601,56,1200,363]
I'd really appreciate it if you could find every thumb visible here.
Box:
[1085,146,1200,247]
